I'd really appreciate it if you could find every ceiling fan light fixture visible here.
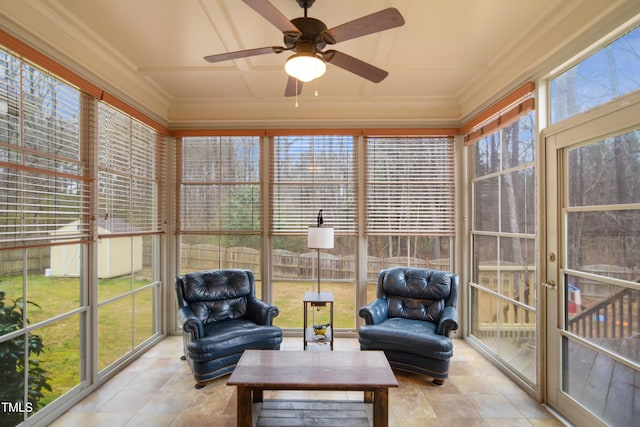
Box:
[285,52,326,82]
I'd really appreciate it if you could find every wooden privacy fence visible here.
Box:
[0,244,449,279]
[180,244,451,280]
[0,247,50,276]
[181,244,261,274]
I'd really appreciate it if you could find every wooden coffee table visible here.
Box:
[227,350,398,427]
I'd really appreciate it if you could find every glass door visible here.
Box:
[544,97,640,426]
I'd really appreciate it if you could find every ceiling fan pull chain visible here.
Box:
[314,79,319,97]
[295,79,299,107]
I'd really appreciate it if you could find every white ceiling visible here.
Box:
[1,0,638,129]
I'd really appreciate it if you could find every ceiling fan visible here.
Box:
[204,0,405,97]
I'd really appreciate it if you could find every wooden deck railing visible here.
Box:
[568,288,639,338]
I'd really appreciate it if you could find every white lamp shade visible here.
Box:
[307,227,334,249]
[285,53,326,83]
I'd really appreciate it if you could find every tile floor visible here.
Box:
[50,336,566,427]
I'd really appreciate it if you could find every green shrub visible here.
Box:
[0,291,52,427]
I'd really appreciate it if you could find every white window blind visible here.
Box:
[0,50,90,248]
[271,135,356,233]
[366,136,455,235]
[98,102,163,236]
[179,136,261,232]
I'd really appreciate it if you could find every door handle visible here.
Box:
[542,280,556,289]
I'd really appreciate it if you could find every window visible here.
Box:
[565,130,640,350]
[270,134,357,328]
[1,34,168,425]
[271,135,356,233]
[469,101,537,385]
[0,48,88,424]
[96,102,164,373]
[365,136,455,300]
[550,25,640,123]
[366,136,455,235]
[0,55,90,249]
[179,136,261,274]
[99,104,163,234]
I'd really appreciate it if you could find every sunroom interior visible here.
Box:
[1,1,640,426]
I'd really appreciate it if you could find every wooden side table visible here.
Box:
[303,291,334,350]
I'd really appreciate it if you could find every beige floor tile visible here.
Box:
[125,412,177,426]
[504,394,556,419]
[478,419,534,427]
[427,394,483,419]
[448,375,503,395]
[467,393,524,418]
[66,387,120,413]
[528,419,567,427]
[389,392,437,419]
[434,417,491,427]
[50,336,565,427]
[98,388,155,413]
[49,411,134,427]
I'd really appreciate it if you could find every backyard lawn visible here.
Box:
[0,274,155,405]
[272,281,361,329]
[0,275,366,406]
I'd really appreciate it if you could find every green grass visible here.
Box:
[0,275,373,407]
[272,281,358,329]
[0,274,154,405]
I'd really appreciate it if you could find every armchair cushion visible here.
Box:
[358,318,453,361]
[188,319,283,362]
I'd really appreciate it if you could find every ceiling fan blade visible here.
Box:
[284,76,303,97]
[204,46,283,63]
[323,8,404,44]
[242,0,301,37]
[323,50,388,83]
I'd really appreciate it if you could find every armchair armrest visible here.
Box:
[247,297,280,326]
[436,305,459,337]
[178,306,204,340]
[358,299,389,325]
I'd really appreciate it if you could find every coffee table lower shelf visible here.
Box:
[254,399,372,427]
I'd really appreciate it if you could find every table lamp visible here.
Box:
[307,210,334,293]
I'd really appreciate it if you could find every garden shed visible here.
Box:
[50,219,143,278]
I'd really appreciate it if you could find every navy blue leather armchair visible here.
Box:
[175,269,283,388]
[358,267,459,385]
